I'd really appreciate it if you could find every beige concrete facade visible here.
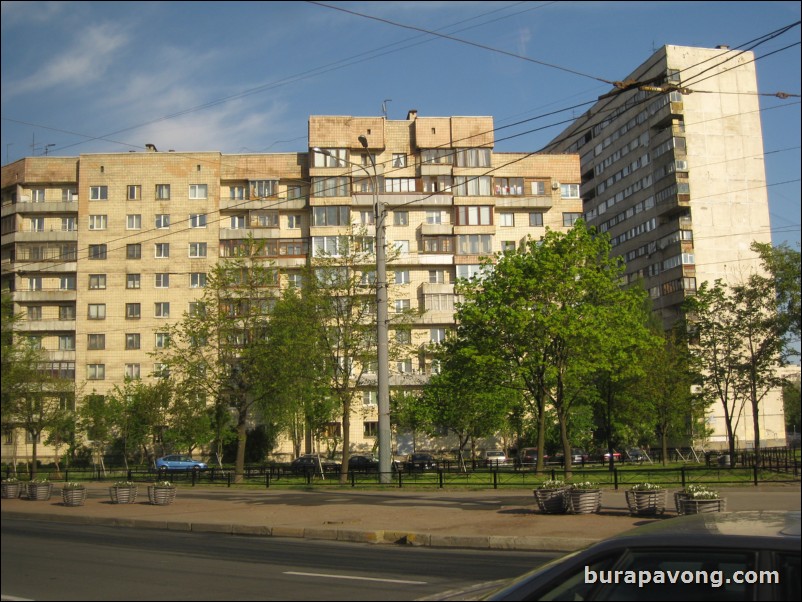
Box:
[1,113,581,464]
[546,45,785,449]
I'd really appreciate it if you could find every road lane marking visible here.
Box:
[283,571,428,585]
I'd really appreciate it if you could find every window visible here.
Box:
[88,215,107,230]
[560,183,580,198]
[127,185,141,201]
[312,148,347,168]
[287,214,302,229]
[312,236,343,257]
[189,242,207,258]
[88,274,106,290]
[89,186,108,201]
[88,244,107,260]
[422,236,452,253]
[189,184,207,199]
[529,212,544,227]
[499,212,515,227]
[457,234,493,255]
[362,391,377,406]
[156,184,170,200]
[455,206,493,226]
[395,330,411,344]
[495,178,524,196]
[456,264,483,280]
[287,272,302,288]
[313,206,350,227]
[287,185,303,200]
[392,153,407,168]
[59,335,75,350]
[31,188,46,202]
[425,210,444,224]
[155,302,170,318]
[395,299,411,313]
[28,277,42,291]
[531,181,547,196]
[312,176,349,197]
[125,364,141,380]
[190,272,206,288]
[394,240,410,254]
[430,328,447,344]
[87,364,105,380]
[87,334,105,350]
[454,176,492,196]
[384,178,416,193]
[155,214,170,229]
[127,214,142,230]
[249,180,278,198]
[59,305,76,320]
[62,187,77,201]
[155,273,169,288]
[455,148,491,167]
[363,421,378,437]
[126,303,141,319]
[429,269,446,284]
[395,269,410,285]
[126,274,141,289]
[229,185,245,200]
[421,149,453,164]
[229,215,246,229]
[563,212,582,227]
[155,243,169,258]
[125,333,140,350]
[155,333,170,348]
[61,217,77,231]
[189,213,207,228]
[29,217,45,232]
[88,304,106,320]
[396,359,413,373]
[28,306,43,321]
[501,241,517,252]
[153,363,170,379]
[127,244,142,259]
[254,212,279,228]
[393,211,409,226]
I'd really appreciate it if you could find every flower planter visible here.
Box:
[625,489,666,516]
[567,489,602,514]
[681,498,726,514]
[109,485,138,504]
[26,482,53,501]
[1,481,21,499]
[674,491,691,514]
[61,487,87,507]
[533,488,568,514]
[148,485,176,505]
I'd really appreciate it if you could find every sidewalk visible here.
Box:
[2,483,799,552]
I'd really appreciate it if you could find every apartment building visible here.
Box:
[545,45,785,448]
[1,112,582,463]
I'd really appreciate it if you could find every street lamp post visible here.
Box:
[312,140,392,483]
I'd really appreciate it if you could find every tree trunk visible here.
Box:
[339,396,351,484]
[234,418,247,483]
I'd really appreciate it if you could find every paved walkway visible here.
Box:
[2,483,799,552]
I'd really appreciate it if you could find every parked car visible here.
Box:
[552,448,588,465]
[155,454,207,471]
[603,450,622,462]
[626,448,646,462]
[348,454,379,473]
[481,450,508,467]
[404,453,438,471]
[429,511,800,601]
[517,447,547,467]
[290,454,338,475]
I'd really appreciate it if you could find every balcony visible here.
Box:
[493,195,553,210]
[219,227,281,240]
[419,223,453,236]
[14,289,77,303]
[14,319,76,332]
[352,192,452,208]
[3,201,77,217]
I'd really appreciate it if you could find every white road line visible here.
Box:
[283,571,428,585]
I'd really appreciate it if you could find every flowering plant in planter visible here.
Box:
[114,480,136,488]
[570,481,598,490]
[62,481,85,490]
[537,479,566,490]
[153,480,174,488]
[631,482,662,491]
[687,487,719,500]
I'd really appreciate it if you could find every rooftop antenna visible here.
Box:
[382,99,392,118]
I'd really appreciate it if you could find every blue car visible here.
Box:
[155,454,207,471]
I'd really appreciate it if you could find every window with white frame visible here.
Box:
[425,210,444,224]
[155,214,170,229]
[28,277,42,291]
[126,214,141,230]
[394,269,410,285]
[429,269,446,284]
[396,358,413,373]
[156,184,170,200]
[125,364,141,379]
[229,215,246,229]
[190,272,206,288]
[313,148,347,168]
[393,240,410,254]
[189,242,207,258]
[455,206,493,226]
[312,177,349,197]
[393,211,409,226]
[453,176,492,196]
[362,390,377,406]
[499,212,515,227]
[59,334,75,350]
[229,185,245,200]
[90,186,108,201]
[155,333,170,348]
[287,214,302,229]
[88,215,107,230]
[312,236,343,257]
[430,328,447,344]
[155,273,169,288]
[126,274,140,289]
[531,181,547,196]
[313,206,350,226]
[60,275,76,290]
[62,217,77,231]
[249,179,278,198]
[154,302,170,318]
[189,214,207,228]
[422,175,453,193]
[127,185,141,201]
[287,272,302,288]
[392,153,407,168]
[394,299,411,313]
[455,148,491,167]
[384,178,416,193]
[495,178,524,196]
[563,212,582,227]
[155,243,169,258]
[29,217,45,232]
[189,184,207,199]
[560,183,580,199]
[456,264,483,280]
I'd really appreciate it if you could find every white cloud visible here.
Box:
[517,27,532,56]
[8,22,129,96]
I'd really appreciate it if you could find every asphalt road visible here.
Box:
[0,519,556,601]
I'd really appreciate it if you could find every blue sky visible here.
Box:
[2,1,799,247]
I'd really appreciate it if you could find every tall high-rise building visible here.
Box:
[1,112,582,462]
[546,45,785,448]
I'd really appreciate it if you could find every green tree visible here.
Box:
[751,241,801,342]
[454,224,654,477]
[156,244,280,481]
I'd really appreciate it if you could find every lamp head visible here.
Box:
[358,135,368,149]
